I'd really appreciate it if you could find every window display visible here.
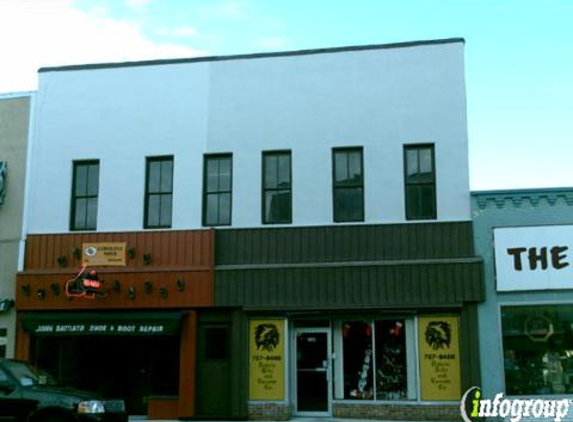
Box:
[501,305,573,395]
[342,319,408,400]
[343,321,373,399]
[375,320,407,400]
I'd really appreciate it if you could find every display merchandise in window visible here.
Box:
[343,321,373,399]
[375,320,407,400]
[502,305,573,395]
[342,319,408,400]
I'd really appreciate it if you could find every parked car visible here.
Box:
[0,358,127,422]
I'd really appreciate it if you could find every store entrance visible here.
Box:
[31,335,179,415]
[293,327,332,416]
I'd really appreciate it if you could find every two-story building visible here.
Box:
[0,92,33,358]
[16,38,483,420]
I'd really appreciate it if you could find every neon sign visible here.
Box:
[65,265,106,299]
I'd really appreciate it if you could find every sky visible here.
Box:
[0,0,571,191]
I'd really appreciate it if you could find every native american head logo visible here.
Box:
[254,323,280,352]
[425,321,452,350]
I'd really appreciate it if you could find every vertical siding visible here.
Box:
[216,222,475,265]
[24,230,214,270]
[216,262,484,308]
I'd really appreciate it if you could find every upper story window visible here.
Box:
[203,154,232,226]
[262,151,292,224]
[404,144,436,220]
[144,156,173,229]
[70,160,99,231]
[332,147,364,222]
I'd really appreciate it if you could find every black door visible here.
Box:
[295,329,330,414]
[196,323,231,417]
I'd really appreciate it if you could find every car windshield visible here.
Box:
[2,360,53,387]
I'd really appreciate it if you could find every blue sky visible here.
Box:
[0,0,571,190]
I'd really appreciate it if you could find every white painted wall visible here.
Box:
[28,41,470,233]
[0,92,33,357]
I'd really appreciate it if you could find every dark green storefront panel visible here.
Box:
[195,310,248,419]
[216,261,484,309]
[216,222,476,265]
[20,311,182,336]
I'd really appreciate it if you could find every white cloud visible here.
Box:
[0,0,206,93]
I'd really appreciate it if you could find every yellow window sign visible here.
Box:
[82,242,126,266]
[249,319,285,400]
[419,315,461,400]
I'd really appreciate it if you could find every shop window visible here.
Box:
[144,156,173,228]
[70,160,99,231]
[205,326,229,360]
[404,144,436,220]
[502,305,573,395]
[203,154,232,226]
[339,319,413,401]
[332,147,364,222]
[375,320,407,400]
[343,321,373,399]
[262,151,292,224]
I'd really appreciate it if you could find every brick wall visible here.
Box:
[333,402,460,421]
[248,402,291,420]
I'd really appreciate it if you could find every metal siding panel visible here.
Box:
[215,261,484,308]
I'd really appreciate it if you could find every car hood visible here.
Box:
[22,385,101,408]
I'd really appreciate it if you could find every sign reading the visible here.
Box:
[82,242,126,266]
[419,315,461,401]
[249,319,285,400]
[494,226,573,291]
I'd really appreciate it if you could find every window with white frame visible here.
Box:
[334,318,417,401]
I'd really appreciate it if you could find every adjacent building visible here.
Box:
[15,38,483,420]
[473,188,573,400]
[0,92,33,358]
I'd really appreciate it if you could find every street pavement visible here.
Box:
[128,419,438,422]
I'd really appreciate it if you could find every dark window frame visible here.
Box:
[332,147,365,223]
[262,150,292,224]
[403,144,437,220]
[70,159,99,231]
[202,153,233,227]
[144,155,174,229]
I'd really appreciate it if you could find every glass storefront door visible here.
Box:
[294,328,331,415]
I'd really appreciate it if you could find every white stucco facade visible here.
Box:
[0,92,33,357]
[27,39,470,233]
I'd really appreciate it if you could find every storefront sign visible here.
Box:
[20,311,182,336]
[249,319,285,400]
[494,226,573,291]
[82,242,126,266]
[419,316,461,400]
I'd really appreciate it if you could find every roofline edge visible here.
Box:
[38,37,465,73]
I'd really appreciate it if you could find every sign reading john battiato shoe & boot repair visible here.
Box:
[419,315,461,400]
[249,319,285,400]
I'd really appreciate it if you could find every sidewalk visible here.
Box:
[128,419,441,422]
